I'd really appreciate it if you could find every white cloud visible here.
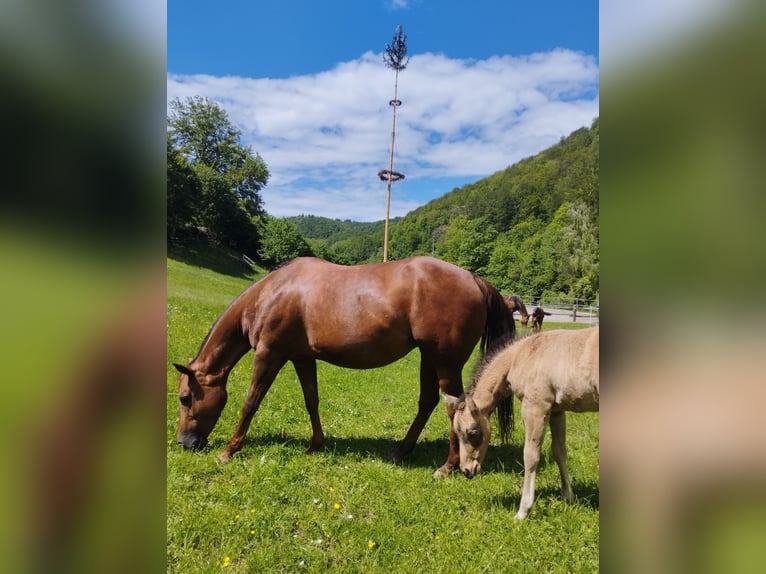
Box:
[168,49,598,221]
[388,0,411,10]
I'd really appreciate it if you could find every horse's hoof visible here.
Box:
[432,465,452,479]
[217,452,232,464]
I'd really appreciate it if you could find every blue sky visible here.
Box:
[168,0,599,221]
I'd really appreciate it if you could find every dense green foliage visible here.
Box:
[167,257,599,573]
[257,216,314,268]
[167,96,269,254]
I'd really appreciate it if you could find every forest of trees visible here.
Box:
[167,95,598,300]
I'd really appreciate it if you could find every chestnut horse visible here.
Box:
[173,256,515,477]
[445,327,599,519]
[504,295,529,327]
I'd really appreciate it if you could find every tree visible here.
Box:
[443,216,498,276]
[257,217,313,267]
[167,133,202,240]
[167,96,269,252]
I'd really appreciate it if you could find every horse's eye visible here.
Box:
[180,394,192,408]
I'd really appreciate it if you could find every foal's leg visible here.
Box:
[549,411,573,502]
[516,400,550,520]
[292,359,325,454]
[218,353,286,463]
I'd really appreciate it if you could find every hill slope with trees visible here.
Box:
[168,95,597,300]
[289,118,599,299]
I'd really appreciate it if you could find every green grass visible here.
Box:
[167,258,599,573]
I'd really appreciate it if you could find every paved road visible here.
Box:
[518,306,599,325]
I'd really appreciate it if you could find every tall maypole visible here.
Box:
[378,25,409,262]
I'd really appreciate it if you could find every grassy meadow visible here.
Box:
[167,257,599,573]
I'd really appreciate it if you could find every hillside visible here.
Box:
[285,216,399,264]
[288,118,598,299]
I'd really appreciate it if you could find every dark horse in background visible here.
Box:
[174,256,515,477]
[530,306,552,332]
[504,295,529,327]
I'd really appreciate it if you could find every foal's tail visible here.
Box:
[474,277,516,355]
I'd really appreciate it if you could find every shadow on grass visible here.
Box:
[490,482,600,513]
[196,432,531,476]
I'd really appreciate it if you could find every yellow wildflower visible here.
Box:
[333,503,341,510]
[368,540,376,549]
[222,556,231,567]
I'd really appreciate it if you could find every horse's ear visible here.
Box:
[174,363,194,377]
[443,392,465,409]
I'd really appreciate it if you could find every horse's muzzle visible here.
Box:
[178,432,208,450]
[462,468,475,479]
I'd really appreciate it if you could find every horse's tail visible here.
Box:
[469,329,515,444]
[496,394,514,444]
[474,277,516,355]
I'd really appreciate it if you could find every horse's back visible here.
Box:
[507,327,599,412]
[243,257,489,368]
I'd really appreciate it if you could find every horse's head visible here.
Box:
[444,393,491,479]
[173,363,228,450]
[520,314,529,327]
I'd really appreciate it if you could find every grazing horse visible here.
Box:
[444,327,599,519]
[530,306,552,332]
[504,295,529,327]
[174,256,515,477]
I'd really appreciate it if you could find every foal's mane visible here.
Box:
[467,338,516,444]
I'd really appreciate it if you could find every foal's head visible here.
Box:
[444,394,491,478]
[174,363,228,450]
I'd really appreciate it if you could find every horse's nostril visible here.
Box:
[463,468,473,479]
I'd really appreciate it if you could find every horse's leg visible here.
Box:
[392,356,453,469]
[433,365,464,478]
[400,355,462,478]
[392,357,439,463]
[218,353,286,463]
[549,411,573,502]
[292,359,325,454]
[515,400,549,520]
